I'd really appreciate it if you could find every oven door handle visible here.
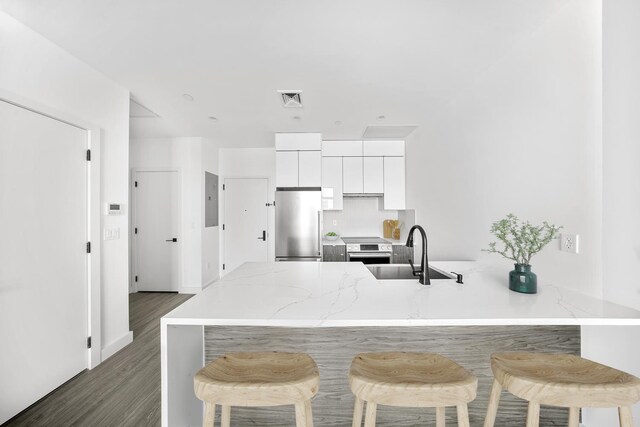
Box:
[347,252,392,259]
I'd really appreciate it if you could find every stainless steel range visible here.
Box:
[342,237,393,264]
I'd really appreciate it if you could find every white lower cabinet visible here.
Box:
[321,157,343,210]
[363,157,384,194]
[383,156,406,209]
[342,157,363,193]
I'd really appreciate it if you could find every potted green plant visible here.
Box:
[483,214,562,294]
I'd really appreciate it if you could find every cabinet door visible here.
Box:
[322,140,363,157]
[383,156,406,209]
[323,245,346,262]
[276,133,322,150]
[322,157,343,210]
[343,157,363,193]
[363,157,384,193]
[392,245,414,264]
[276,151,298,187]
[298,151,322,187]
[363,140,405,156]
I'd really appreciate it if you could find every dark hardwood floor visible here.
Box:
[4,292,191,427]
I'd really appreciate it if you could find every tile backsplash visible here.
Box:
[323,197,415,240]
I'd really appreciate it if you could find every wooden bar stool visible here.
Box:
[194,352,319,427]
[484,352,640,427]
[349,352,478,427]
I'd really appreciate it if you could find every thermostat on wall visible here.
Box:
[106,203,124,215]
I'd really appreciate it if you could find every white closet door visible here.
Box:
[0,99,88,424]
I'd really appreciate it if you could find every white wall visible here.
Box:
[602,0,640,312]
[0,11,131,358]
[130,137,220,292]
[219,148,276,273]
[581,1,640,425]
[202,138,220,287]
[405,0,602,297]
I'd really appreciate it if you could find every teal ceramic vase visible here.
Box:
[509,264,537,294]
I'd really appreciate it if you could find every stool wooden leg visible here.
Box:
[619,406,633,427]
[220,405,231,427]
[526,401,540,427]
[568,407,579,427]
[364,402,377,427]
[203,402,216,427]
[483,379,502,427]
[436,406,446,427]
[352,397,364,427]
[295,400,314,427]
[304,399,314,427]
[456,404,470,427]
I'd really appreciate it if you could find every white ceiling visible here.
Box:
[0,0,568,147]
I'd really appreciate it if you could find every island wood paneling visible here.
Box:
[204,325,579,427]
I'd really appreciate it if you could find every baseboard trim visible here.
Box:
[101,331,133,361]
[179,286,202,294]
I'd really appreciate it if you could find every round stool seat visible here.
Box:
[491,352,640,408]
[194,352,319,407]
[349,352,477,407]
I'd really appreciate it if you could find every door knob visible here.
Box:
[257,230,266,241]
[166,238,178,242]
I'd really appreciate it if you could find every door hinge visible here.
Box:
[135,227,138,234]
[223,264,225,270]
[135,181,138,188]
[135,275,138,282]
[86,242,91,253]
[86,149,91,161]
[87,336,92,349]
[222,184,225,190]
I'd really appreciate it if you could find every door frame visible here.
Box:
[0,89,102,369]
[222,176,271,276]
[131,168,183,293]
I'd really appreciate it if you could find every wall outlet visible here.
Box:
[560,233,579,254]
[332,219,337,226]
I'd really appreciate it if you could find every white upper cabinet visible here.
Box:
[276,133,322,151]
[363,140,405,157]
[363,157,384,194]
[383,156,406,209]
[322,140,362,157]
[298,151,322,187]
[343,157,363,193]
[321,157,343,210]
[276,151,299,187]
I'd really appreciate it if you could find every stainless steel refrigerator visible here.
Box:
[275,188,322,261]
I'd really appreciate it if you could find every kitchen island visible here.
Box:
[161,262,640,426]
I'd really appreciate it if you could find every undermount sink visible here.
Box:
[367,264,455,281]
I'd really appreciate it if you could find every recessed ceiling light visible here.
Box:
[377,115,386,121]
[293,116,302,120]
[208,116,218,121]
[335,120,342,126]
[182,93,194,101]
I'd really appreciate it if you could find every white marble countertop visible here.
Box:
[322,237,344,245]
[163,262,640,327]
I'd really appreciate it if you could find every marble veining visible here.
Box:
[164,261,640,326]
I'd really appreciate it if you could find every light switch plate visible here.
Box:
[560,233,579,254]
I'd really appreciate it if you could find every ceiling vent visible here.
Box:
[363,125,418,139]
[278,90,303,108]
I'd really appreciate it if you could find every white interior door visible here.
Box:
[134,171,180,292]
[224,178,268,273]
[0,99,88,424]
